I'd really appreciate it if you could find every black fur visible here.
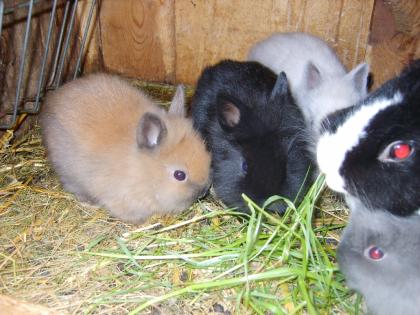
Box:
[338,197,420,315]
[191,60,313,213]
[321,59,420,216]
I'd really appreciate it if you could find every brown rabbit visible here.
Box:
[0,294,60,315]
[41,74,211,223]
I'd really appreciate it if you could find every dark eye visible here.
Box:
[379,140,414,162]
[174,170,186,181]
[365,246,385,261]
[241,160,248,172]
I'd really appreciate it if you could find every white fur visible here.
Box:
[317,92,403,192]
[248,32,369,139]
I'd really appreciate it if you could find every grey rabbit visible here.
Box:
[338,197,420,315]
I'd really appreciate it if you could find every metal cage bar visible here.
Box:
[54,0,78,88]
[1,0,35,129]
[30,0,59,114]
[0,0,97,130]
[73,0,96,80]
[46,0,70,87]
[0,1,4,38]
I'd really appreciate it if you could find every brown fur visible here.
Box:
[40,74,211,223]
[0,294,60,315]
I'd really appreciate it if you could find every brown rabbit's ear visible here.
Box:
[168,85,186,117]
[136,113,167,149]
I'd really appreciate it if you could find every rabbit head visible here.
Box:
[317,59,420,216]
[192,60,313,213]
[338,198,420,315]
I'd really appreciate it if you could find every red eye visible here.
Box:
[366,246,385,260]
[379,140,414,162]
[391,142,412,160]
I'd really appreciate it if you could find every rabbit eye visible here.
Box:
[241,160,248,173]
[379,140,413,162]
[173,170,186,181]
[390,142,412,160]
[365,246,385,261]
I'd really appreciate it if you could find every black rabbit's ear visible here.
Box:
[270,72,289,100]
[304,61,322,90]
[217,98,242,130]
[136,113,167,149]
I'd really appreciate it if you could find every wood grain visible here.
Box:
[94,0,375,84]
[174,0,375,84]
[99,0,175,82]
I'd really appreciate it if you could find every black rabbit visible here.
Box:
[191,60,313,213]
[317,59,420,216]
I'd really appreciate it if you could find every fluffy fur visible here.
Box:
[41,74,211,223]
[338,197,420,315]
[248,32,369,141]
[318,59,420,216]
[191,60,313,213]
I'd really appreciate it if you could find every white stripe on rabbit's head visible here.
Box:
[317,92,403,193]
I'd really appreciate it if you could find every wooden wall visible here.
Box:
[95,0,375,85]
[367,0,420,88]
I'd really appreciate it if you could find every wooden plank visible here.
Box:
[367,0,420,88]
[335,0,375,68]
[175,0,375,84]
[99,0,175,82]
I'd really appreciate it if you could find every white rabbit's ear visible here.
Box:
[136,113,167,149]
[346,63,370,95]
[168,85,186,117]
[303,61,322,90]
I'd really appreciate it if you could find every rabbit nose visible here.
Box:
[265,201,288,214]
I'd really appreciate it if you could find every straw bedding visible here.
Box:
[0,81,356,314]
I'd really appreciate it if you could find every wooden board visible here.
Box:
[99,0,175,82]
[174,0,375,84]
[96,0,374,85]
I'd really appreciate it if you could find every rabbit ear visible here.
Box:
[168,85,186,117]
[136,113,167,149]
[216,97,244,130]
[304,61,322,90]
[270,72,289,100]
[346,63,370,95]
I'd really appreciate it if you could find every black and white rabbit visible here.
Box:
[248,32,370,141]
[338,197,420,315]
[317,59,420,216]
[191,60,313,213]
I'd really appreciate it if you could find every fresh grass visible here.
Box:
[81,176,358,315]
[0,80,362,314]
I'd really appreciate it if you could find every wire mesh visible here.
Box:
[0,0,97,129]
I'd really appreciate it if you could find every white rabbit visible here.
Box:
[248,32,369,141]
